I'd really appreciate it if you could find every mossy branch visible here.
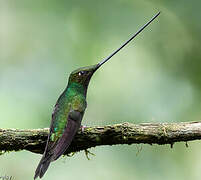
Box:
[1,121,201,155]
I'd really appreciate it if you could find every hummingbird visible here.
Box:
[34,11,160,179]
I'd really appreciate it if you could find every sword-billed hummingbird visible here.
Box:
[34,12,160,179]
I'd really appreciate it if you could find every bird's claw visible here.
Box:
[84,149,95,160]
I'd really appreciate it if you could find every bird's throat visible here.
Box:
[67,82,87,97]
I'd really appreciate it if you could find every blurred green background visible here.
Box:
[1,0,201,179]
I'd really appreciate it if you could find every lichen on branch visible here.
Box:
[0,121,201,155]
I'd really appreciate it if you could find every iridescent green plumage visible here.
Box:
[50,82,87,142]
[49,64,99,143]
[34,64,99,179]
[34,12,160,179]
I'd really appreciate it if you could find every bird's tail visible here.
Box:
[34,152,53,179]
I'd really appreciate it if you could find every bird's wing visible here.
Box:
[34,94,86,179]
[52,109,82,160]
[34,107,82,179]
[46,94,86,159]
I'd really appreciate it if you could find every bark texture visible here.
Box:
[0,121,201,155]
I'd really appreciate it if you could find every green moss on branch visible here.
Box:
[0,121,201,155]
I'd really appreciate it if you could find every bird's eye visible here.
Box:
[78,71,85,76]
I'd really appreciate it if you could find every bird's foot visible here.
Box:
[81,125,87,132]
[84,149,95,160]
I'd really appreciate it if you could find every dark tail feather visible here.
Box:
[34,153,52,179]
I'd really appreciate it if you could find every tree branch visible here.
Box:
[1,121,201,155]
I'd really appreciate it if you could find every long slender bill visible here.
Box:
[96,11,160,69]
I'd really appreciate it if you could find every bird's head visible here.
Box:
[68,63,100,88]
